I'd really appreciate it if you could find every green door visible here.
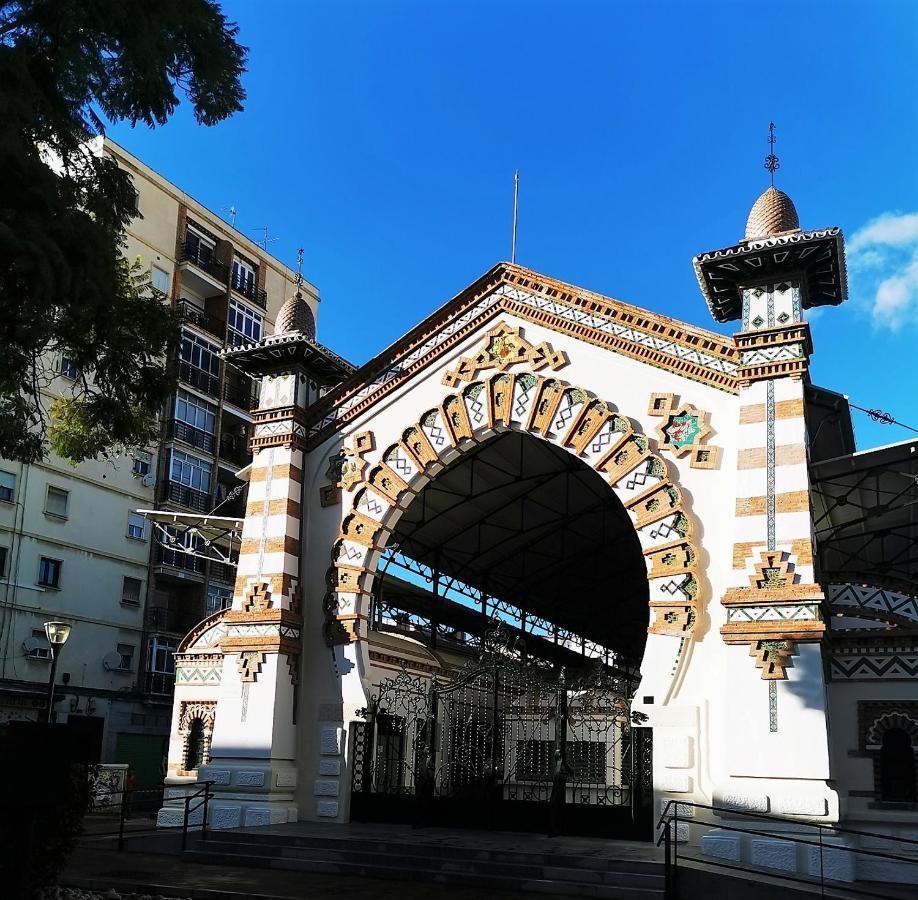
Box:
[113,732,168,789]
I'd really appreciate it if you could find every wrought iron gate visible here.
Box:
[350,637,653,838]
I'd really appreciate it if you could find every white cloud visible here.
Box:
[847,211,918,331]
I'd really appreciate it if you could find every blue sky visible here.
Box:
[109,0,918,450]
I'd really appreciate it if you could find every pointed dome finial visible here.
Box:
[744,123,800,240]
[273,246,316,339]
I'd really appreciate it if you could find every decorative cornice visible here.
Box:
[300,264,739,450]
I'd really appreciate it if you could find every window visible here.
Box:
[184,227,215,263]
[169,449,212,493]
[149,637,176,674]
[232,258,255,294]
[206,584,233,615]
[0,546,7,577]
[28,628,52,660]
[116,643,135,671]
[131,455,151,478]
[130,187,141,216]
[121,576,142,605]
[185,717,208,771]
[126,513,147,541]
[174,390,216,435]
[0,471,15,503]
[45,486,69,518]
[38,557,62,588]
[179,330,221,376]
[151,265,170,295]
[228,298,263,344]
[60,356,80,380]
[880,729,917,802]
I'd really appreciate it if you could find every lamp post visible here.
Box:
[44,621,72,723]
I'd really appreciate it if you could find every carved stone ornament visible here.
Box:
[237,651,265,683]
[322,430,375,503]
[648,393,718,468]
[750,639,797,680]
[442,322,567,388]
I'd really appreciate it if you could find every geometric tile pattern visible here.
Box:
[827,583,918,628]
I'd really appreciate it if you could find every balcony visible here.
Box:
[209,561,237,585]
[222,379,259,412]
[179,239,228,297]
[177,360,220,397]
[167,419,216,454]
[176,299,224,340]
[144,670,176,696]
[231,270,267,310]
[218,435,250,469]
[159,480,211,513]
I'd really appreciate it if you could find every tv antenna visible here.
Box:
[252,225,280,251]
[222,205,238,226]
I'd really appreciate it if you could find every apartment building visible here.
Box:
[0,137,321,785]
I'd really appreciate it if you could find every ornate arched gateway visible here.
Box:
[159,186,918,869]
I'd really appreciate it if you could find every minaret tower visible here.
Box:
[197,267,353,828]
[693,126,848,809]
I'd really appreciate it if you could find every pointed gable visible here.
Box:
[303,263,738,448]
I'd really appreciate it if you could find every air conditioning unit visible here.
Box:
[22,637,51,660]
[102,651,127,672]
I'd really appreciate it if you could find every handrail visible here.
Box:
[657,798,918,847]
[181,780,214,852]
[656,799,917,900]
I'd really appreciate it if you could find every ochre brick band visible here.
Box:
[249,463,303,483]
[240,534,301,557]
[245,497,302,519]
[739,399,805,424]
[732,538,814,569]
[735,490,810,516]
[737,443,806,469]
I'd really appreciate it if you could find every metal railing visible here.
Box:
[222,379,259,411]
[231,270,267,309]
[177,359,220,397]
[218,436,250,468]
[657,799,918,899]
[143,670,176,695]
[167,418,216,454]
[175,299,224,339]
[159,480,212,513]
[154,541,207,574]
[180,239,228,283]
[86,780,213,853]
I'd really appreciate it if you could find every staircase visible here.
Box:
[185,824,665,898]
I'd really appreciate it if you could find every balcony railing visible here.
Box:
[180,239,228,283]
[209,561,237,585]
[222,380,259,411]
[230,271,267,309]
[144,671,176,696]
[154,540,207,574]
[175,299,224,340]
[177,360,220,398]
[167,419,216,454]
[159,481,211,513]
[218,436,250,468]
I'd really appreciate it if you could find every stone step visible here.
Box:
[201,830,662,875]
[183,848,665,899]
[191,839,663,890]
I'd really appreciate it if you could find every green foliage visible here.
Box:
[0,0,247,462]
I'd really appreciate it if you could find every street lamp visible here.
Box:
[44,621,72,723]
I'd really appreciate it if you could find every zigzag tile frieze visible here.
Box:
[830,653,918,680]
[827,583,918,627]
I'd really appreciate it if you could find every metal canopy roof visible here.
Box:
[137,510,242,564]
[389,430,649,660]
[810,438,918,596]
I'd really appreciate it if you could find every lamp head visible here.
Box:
[44,621,72,646]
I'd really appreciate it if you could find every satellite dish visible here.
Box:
[102,651,124,671]
[141,473,155,488]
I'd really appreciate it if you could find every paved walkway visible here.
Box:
[64,845,565,900]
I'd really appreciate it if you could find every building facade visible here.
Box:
[0,138,324,785]
[158,181,918,884]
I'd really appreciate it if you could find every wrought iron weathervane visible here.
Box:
[764,121,780,187]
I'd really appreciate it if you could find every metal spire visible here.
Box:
[294,247,305,289]
[511,169,520,264]
[764,122,780,187]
